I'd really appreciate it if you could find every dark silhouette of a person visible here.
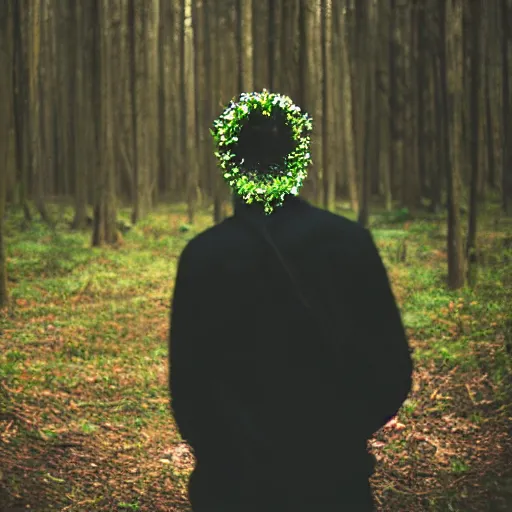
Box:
[169,104,413,511]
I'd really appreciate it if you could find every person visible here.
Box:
[169,91,413,512]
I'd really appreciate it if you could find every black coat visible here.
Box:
[169,195,413,511]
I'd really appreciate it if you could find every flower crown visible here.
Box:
[211,90,313,215]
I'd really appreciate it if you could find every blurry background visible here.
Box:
[0,0,510,226]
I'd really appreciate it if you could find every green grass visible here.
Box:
[1,202,511,512]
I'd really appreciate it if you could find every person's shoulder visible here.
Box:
[178,217,237,266]
[307,203,369,240]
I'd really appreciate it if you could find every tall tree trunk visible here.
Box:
[322,0,335,212]
[29,0,51,224]
[56,1,72,202]
[0,0,12,307]
[157,0,168,198]
[467,0,482,282]
[378,1,392,211]
[252,2,269,90]
[203,1,216,220]
[444,0,465,289]
[130,0,153,223]
[358,1,377,227]
[92,0,118,246]
[298,0,317,202]
[430,56,443,213]
[238,0,253,92]
[340,6,359,213]
[12,0,32,224]
[72,0,88,229]
[192,0,207,205]
[312,0,324,205]
[417,3,427,200]
[184,0,197,224]
[281,2,300,100]
[485,43,496,190]
[211,2,225,224]
[502,0,512,214]
[388,0,397,210]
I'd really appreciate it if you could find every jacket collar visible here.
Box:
[233,194,309,218]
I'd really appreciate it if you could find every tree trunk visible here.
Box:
[502,0,512,214]
[322,0,335,212]
[388,0,397,210]
[72,0,88,229]
[467,0,482,282]
[239,0,253,92]
[444,0,465,289]
[252,1,269,90]
[131,1,152,222]
[0,0,12,307]
[211,2,225,224]
[430,55,442,213]
[29,0,51,225]
[184,0,197,224]
[298,0,317,202]
[340,6,359,213]
[485,45,496,190]
[12,0,32,224]
[92,0,118,246]
[312,0,324,205]
[417,3,427,200]
[378,1,392,211]
[358,1,376,227]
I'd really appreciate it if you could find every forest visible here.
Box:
[0,0,511,511]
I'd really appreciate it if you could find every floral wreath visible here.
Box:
[211,90,313,215]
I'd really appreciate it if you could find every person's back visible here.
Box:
[169,91,413,511]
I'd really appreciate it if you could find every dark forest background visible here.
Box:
[0,0,511,305]
[1,2,512,511]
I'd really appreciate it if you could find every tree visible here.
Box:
[208,1,226,224]
[182,0,198,224]
[356,0,377,227]
[92,0,118,246]
[321,0,335,212]
[467,0,482,282]
[72,0,89,229]
[502,0,512,214]
[130,0,157,223]
[298,0,317,203]
[238,0,253,92]
[28,0,51,225]
[12,1,32,224]
[388,0,400,211]
[0,0,13,307]
[444,0,465,289]
[417,3,427,202]
[252,1,269,90]
[339,5,359,213]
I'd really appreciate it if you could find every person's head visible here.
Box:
[212,90,313,215]
[232,108,296,176]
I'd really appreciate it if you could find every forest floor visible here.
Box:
[0,202,511,512]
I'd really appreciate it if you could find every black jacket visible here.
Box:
[169,195,413,510]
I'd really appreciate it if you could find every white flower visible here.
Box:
[290,186,298,195]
